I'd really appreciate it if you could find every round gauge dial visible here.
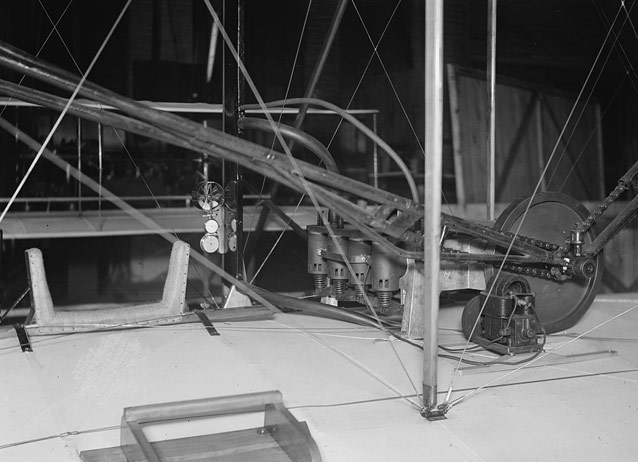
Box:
[200,234,220,254]
[204,219,219,234]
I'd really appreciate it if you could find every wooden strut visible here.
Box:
[24,241,190,335]
[0,41,423,250]
[0,65,598,271]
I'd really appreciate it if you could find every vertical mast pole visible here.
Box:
[422,0,443,410]
[487,0,497,219]
[222,0,244,283]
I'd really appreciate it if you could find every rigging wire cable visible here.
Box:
[269,318,423,411]
[349,0,425,159]
[36,0,174,220]
[441,1,627,410]
[547,1,635,188]
[593,0,638,93]
[321,0,452,218]
[0,425,120,451]
[558,71,628,193]
[5,364,638,451]
[445,303,638,411]
[0,0,74,118]
[202,0,394,333]
[321,0,453,213]
[242,98,420,203]
[36,0,82,75]
[0,0,133,227]
[242,0,313,255]
[34,0,185,253]
[346,0,458,213]
[621,0,638,44]
[325,0,402,150]
[248,196,305,285]
[0,115,280,314]
[201,1,422,398]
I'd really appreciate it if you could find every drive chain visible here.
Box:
[556,182,628,257]
[441,246,562,281]
[453,219,561,252]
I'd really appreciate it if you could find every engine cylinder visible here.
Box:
[370,241,406,292]
[327,235,349,296]
[370,241,406,308]
[348,237,371,298]
[307,226,328,291]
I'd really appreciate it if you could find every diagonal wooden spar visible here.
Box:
[0,41,574,267]
[0,40,416,209]
[0,82,421,261]
[0,115,282,313]
[0,39,425,253]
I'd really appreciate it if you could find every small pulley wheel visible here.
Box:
[192,181,224,212]
[488,274,531,297]
[461,295,483,341]
[493,192,603,333]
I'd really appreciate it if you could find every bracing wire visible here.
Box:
[326,0,456,214]
[243,98,420,203]
[204,1,365,302]
[248,195,305,285]
[37,0,172,218]
[325,0,402,150]
[621,0,638,42]
[35,0,188,257]
[446,303,638,411]
[350,0,425,158]
[5,0,632,421]
[0,0,74,118]
[201,0,423,399]
[443,1,628,411]
[547,1,635,189]
[0,0,427,421]
[271,318,422,411]
[558,72,628,193]
[0,425,120,451]
[242,0,314,256]
[593,0,638,93]
[0,0,133,227]
[0,115,280,313]
[36,0,82,74]
[109,127,166,212]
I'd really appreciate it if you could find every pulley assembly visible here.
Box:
[192,181,239,255]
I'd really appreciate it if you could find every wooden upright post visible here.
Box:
[222,0,244,283]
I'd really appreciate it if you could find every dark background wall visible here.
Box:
[2,0,638,304]
[1,0,637,196]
